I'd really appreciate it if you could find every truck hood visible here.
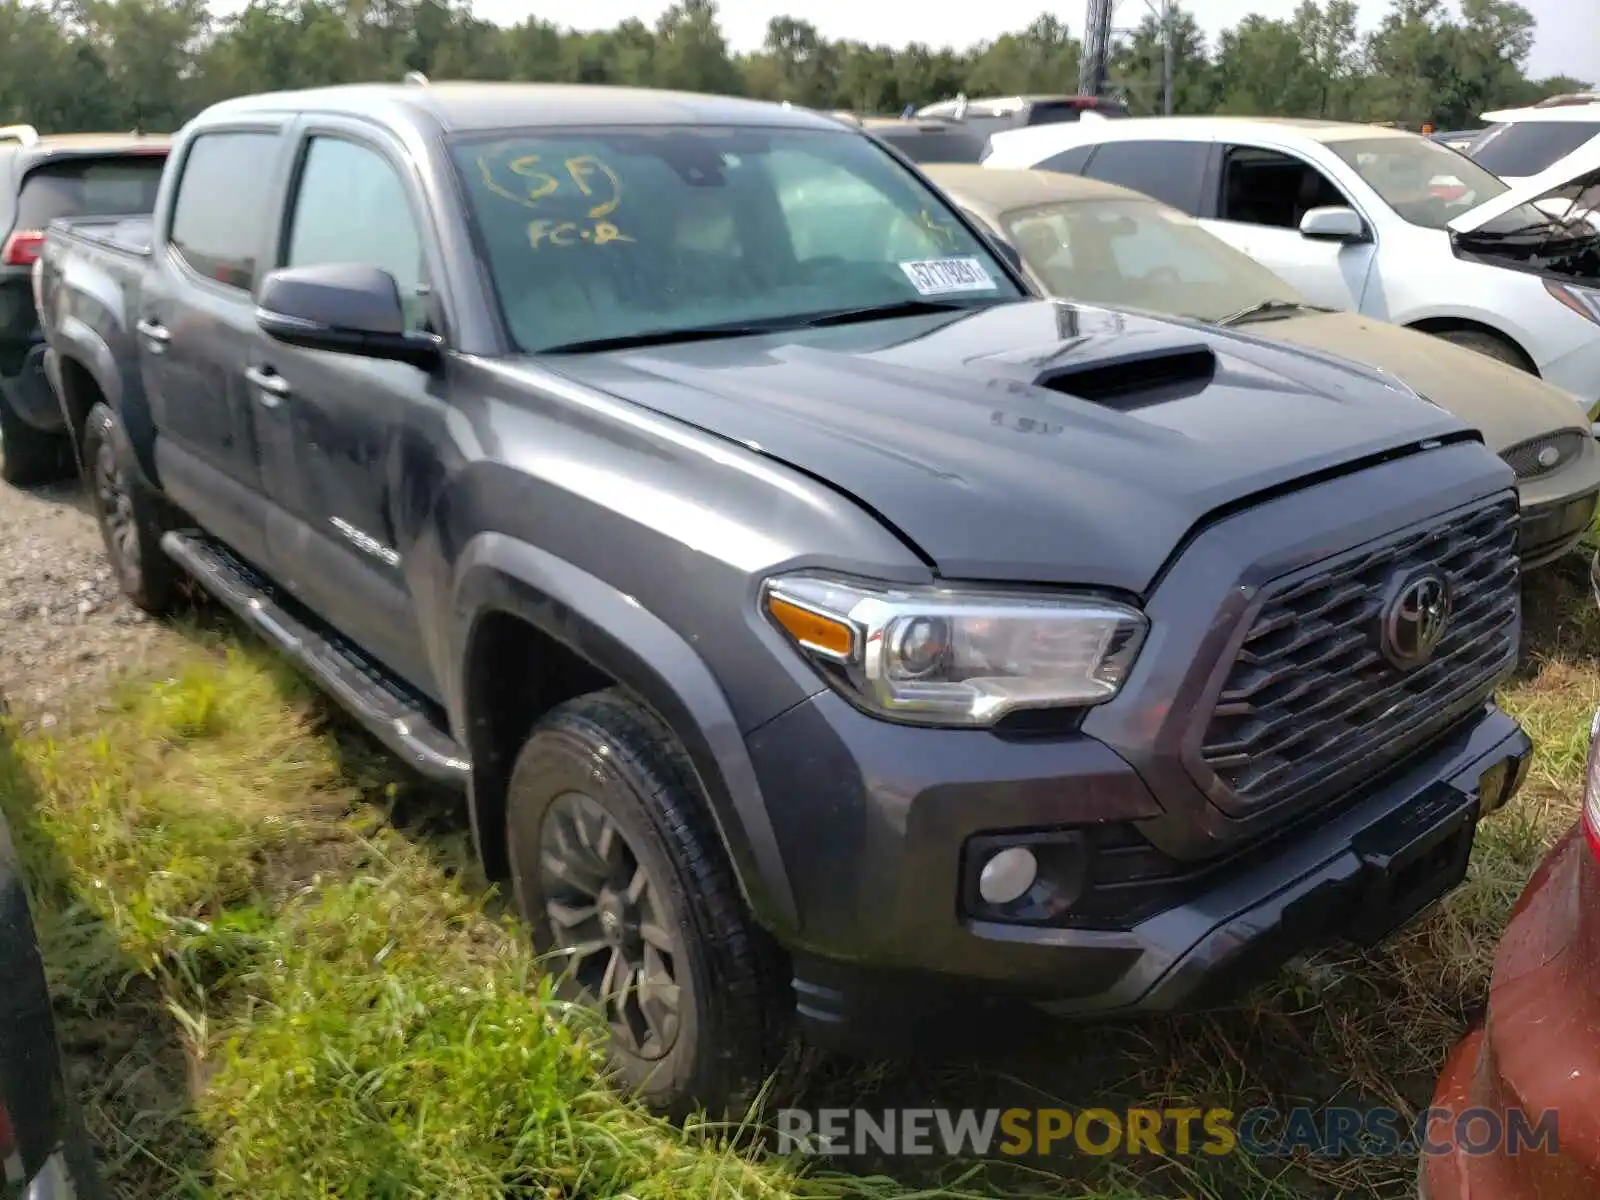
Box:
[1449,132,1600,235]
[530,300,1470,592]
[1238,310,1591,448]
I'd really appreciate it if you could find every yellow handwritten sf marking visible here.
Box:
[509,155,561,203]
[563,156,623,218]
[478,155,552,211]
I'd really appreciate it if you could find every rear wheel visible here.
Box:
[81,403,179,615]
[0,387,70,486]
[1431,329,1530,372]
[505,689,794,1119]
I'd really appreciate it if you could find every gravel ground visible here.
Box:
[0,477,174,728]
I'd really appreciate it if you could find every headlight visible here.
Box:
[1547,278,1600,327]
[761,572,1148,727]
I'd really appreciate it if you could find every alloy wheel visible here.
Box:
[537,791,684,1060]
[92,437,139,575]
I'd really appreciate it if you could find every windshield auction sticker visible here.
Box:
[900,257,998,295]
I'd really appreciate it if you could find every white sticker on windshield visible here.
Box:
[899,257,998,296]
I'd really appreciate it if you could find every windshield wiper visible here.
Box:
[537,299,994,353]
[798,298,996,328]
[1216,299,1326,327]
[539,318,793,355]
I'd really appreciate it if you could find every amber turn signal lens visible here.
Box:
[766,595,854,660]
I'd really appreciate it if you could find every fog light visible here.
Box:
[977,846,1038,905]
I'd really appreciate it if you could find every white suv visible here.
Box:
[983,115,1600,426]
[1473,102,1600,184]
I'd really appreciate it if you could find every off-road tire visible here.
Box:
[505,688,796,1121]
[81,402,179,615]
[1431,328,1530,372]
[0,387,71,486]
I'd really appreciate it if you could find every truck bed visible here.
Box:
[46,213,154,257]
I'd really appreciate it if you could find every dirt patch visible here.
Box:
[0,478,177,726]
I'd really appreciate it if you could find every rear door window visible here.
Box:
[15,154,166,227]
[1084,140,1211,214]
[168,131,281,292]
[1036,145,1095,175]
[1472,121,1600,178]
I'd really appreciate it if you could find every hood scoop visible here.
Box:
[1033,343,1217,411]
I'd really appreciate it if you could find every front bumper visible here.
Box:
[1520,487,1598,569]
[751,693,1530,1052]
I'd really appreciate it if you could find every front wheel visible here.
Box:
[1431,328,1530,372]
[505,689,794,1120]
[81,403,179,615]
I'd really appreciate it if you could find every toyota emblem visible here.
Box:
[1380,569,1454,670]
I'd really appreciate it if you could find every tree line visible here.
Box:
[0,0,1588,139]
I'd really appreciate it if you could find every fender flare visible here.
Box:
[449,532,800,936]
[52,317,161,486]
[54,315,122,418]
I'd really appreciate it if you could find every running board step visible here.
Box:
[161,530,471,784]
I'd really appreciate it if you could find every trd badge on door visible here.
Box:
[330,517,401,567]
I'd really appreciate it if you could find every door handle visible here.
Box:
[244,365,291,406]
[135,318,170,347]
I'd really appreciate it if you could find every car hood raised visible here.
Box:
[1449,131,1600,234]
[1240,310,1591,450]
[530,300,1471,593]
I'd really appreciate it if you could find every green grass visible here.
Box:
[3,550,1597,1200]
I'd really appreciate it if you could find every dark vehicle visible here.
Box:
[0,125,168,485]
[1470,110,1600,181]
[37,82,1532,1118]
[856,116,992,164]
[1,796,103,1198]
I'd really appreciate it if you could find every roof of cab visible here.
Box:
[2,132,171,167]
[922,164,1148,215]
[1008,114,1421,142]
[196,82,848,134]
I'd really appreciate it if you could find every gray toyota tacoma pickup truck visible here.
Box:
[34,81,1531,1117]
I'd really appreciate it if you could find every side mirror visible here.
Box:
[1299,206,1368,243]
[256,263,441,370]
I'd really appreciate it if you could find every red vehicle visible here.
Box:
[1423,556,1600,1198]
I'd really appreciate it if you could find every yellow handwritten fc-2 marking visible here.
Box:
[477,152,635,249]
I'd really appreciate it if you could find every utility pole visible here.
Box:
[1079,0,1115,97]
[1161,0,1174,114]
[1079,0,1175,114]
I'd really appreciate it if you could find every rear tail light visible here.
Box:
[1585,709,1600,862]
[2,230,44,267]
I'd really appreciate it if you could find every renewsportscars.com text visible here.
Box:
[774,1106,1559,1159]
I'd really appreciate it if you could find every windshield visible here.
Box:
[450,127,1022,353]
[1326,135,1553,231]
[999,198,1306,323]
[1473,119,1600,179]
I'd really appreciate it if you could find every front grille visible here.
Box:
[1501,429,1589,480]
[1196,494,1519,816]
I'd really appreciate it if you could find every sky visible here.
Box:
[466,0,1600,84]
